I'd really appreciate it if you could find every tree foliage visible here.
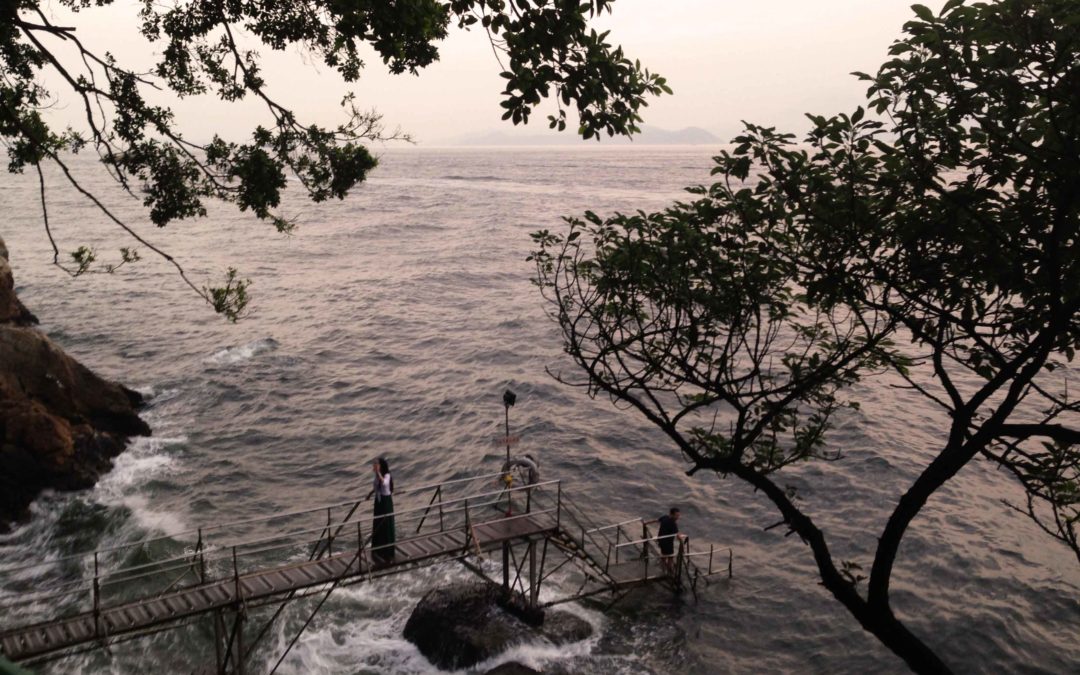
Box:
[534,1,1080,672]
[1,0,668,319]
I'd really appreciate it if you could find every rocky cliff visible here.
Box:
[0,237,150,529]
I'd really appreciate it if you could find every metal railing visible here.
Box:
[0,472,563,634]
[595,518,733,583]
[1,469,733,657]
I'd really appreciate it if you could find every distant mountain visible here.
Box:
[450,125,721,146]
[632,126,721,145]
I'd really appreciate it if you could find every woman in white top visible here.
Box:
[372,457,396,563]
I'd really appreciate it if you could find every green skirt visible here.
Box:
[372,495,396,561]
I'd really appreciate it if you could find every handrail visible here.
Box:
[615,533,681,549]
[15,491,550,598]
[584,518,642,534]
[556,493,612,549]
[0,470,511,576]
[93,487,557,586]
[3,476,731,615]
[605,547,727,563]
[0,479,562,613]
[0,475,738,649]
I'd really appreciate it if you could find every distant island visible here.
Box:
[447,125,721,146]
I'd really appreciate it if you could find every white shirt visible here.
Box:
[376,473,392,497]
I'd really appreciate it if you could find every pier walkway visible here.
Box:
[0,472,730,671]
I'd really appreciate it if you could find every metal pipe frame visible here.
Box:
[1,485,562,623]
[0,470,512,577]
[2,475,736,675]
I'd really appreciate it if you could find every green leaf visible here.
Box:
[911,4,935,22]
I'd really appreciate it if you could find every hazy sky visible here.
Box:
[35,0,947,145]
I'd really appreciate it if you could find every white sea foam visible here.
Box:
[273,602,607,675]
[206,337,279,365]
[131,385,181,403]
[266,606,438,675]
[264,556,609,674]
[93,434,189,535]
[474,635,598,673]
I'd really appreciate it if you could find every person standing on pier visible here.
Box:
[657,507,686,576]
[372,458,396,564]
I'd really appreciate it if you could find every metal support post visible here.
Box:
[556,482,562,530]
[674,540,685,591]
[197,528,207,583]
[92,552,101,638]
[214,610,225,674]
[357,520,364,572]
[236,611,245,675]
[233,546,241,603]
[529,541,538,608]
[221,608,244,675]
[326,508,333,556]
[464,498,470,538]
[502,542,510,596]
[417,486,442,534]
[438,486,445,531]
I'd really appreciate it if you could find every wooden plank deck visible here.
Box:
[0,513,558,663]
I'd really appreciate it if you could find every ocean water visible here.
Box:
[1,146,1078,674]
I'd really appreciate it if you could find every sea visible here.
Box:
[0,146,1078,674]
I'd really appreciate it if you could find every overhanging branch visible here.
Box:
[997,423,1080,446]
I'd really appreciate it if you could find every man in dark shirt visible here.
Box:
[657,507,686,575]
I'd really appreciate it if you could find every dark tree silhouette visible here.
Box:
[533,1,1080,672]
[2,0,669,318]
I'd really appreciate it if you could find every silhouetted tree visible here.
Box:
[533,1,1079,672]
[2,0,669,318]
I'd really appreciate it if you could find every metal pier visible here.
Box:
[0,472,731,672]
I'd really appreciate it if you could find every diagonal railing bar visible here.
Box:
[414,485,443,534]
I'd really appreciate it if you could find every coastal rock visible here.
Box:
[0,240,37,326]
[539,610,593,645]
[403,581,517,670]
[0,236,149,528]
[402,581,594,670]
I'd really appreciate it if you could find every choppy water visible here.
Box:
[1,147,1078,674]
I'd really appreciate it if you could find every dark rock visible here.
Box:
[484,663,542,675]
[540,610,594,645]
[0,236,150,527]
[403,581,519,670]
[0,240,37,326]
[403,581,594,671]
[498,591,545,627]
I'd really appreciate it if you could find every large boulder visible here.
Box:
[403,581,594,671]
[0,237,150,528]
[539,610,594,645]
